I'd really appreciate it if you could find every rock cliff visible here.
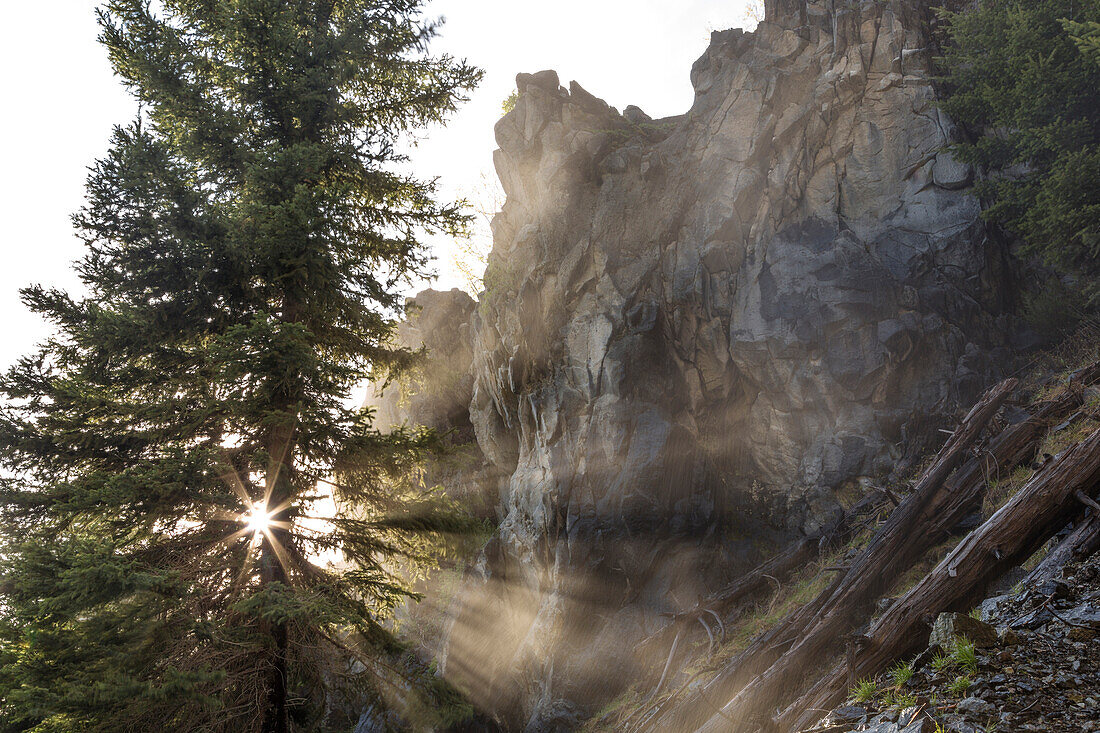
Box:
[371,1,1023,728]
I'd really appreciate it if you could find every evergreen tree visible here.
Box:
[1066,18,1100,64]
[938,0,1100,311]
[0,1,481,731]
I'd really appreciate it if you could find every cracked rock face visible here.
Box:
[383,1,1021,728]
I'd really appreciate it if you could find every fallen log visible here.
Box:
[667,367,1095,641]
[921,376,1096,534]
[781,423,1100,732]
[692,379,1020,733]
[633,470,894,662]
[634,537,817,656]
[647,364,1100,732]
[677,495,888,625]
[1023,500,1100,588]
[648,378,1019,732]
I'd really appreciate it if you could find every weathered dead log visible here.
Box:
[663,367,1095,645]
[940,362,1100,502]
[699,489,890,615]
[1023,504,1100,588]
[634,480,892,660]
[781,424,1100,732]
[707,537,818,610]
[642,364,1100,732]
[923,377,1095,533]
[648,378,1019,732]
[634,537,816,655]
[692,380,1022,733]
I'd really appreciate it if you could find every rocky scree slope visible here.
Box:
[810,553,1100,733]
[370,0,1024,728]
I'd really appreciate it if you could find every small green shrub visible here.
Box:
[1023,281,1086,339]
[984,465,1034,516]
[931,651,953,673]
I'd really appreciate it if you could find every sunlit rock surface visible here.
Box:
[369,287,478,438]
[372,1,1021,728]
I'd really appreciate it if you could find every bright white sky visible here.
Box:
[0,0,757,371]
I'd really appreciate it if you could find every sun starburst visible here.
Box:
[243,502,273,534]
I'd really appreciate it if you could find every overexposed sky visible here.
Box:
[0,0,757,371]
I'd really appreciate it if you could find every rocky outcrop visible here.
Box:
[807,553,1100,733]
[368,288,478,438]
[380,1,1024,728]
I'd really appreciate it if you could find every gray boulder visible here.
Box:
[929,613,999,651]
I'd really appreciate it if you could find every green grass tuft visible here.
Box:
[892,691,918,709]
[851,677,878,703]
[890,660,914,688]
[948,673,972,697]
[951,635,978,674]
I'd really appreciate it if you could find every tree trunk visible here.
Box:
[260,541,290,733]
[261,420,296,733]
